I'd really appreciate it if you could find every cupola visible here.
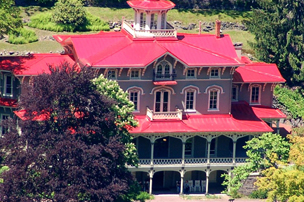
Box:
[122,0,177,38]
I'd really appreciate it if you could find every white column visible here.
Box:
[205,171,210,194]
[182,141,185,165]
[157,11,162,29]
[207,140,211,164]
[180,170,184,194]
[135,11,141,30]
[233,140,236,164]
[145,12,151,30]
[149,170,153,194]
[150,142,154,166]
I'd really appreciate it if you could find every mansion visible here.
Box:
[0,0,286,195]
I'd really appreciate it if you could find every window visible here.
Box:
[209,89,219,110]
[130,69,141,80]
[186,69,196,79]
[231,85,238,101]
[154,90,170,112]
[185,89,196,112]
[185,138,193,156]
[129,90,140,112]
[150,13,158,29]
[1,114,9,135]
[155,61,172,80]
[4,74,13,97]
[210,68,220,78]
[140,13,146,30]
[107,70,117,80]
[250,85,261,104]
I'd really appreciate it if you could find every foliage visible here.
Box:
[8,28,38,44]
[135,192,153,202]
[53,0,86,27]
[0,63,136,201]
[28,11,109,32]
[244,0,304,86]
[0,0,23,37]
[222,133,291,197]
[249,189,267,199]
[274,85,304,119]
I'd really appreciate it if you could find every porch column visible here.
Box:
[207,140,211,164]
[233,140,237,164]
[182,140,186,165]
[135,11,141,30]
[205,170,210,194]
[276,120,280,134]
[150,142,154,166]
[180,170,184,195]
[145,12,151,30]
[149,170,154,195]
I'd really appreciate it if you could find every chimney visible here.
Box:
[215,20,221,38]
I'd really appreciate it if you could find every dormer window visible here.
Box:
[210,68,220,78]
[155,61,173,80]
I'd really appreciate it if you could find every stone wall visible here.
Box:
[238,173,259,196]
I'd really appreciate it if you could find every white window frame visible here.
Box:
[186,68,197,79]
[1,114,9,135]
[232,85,239,102]
[128,89,140,113]
[107,69,117,80]
[208,88,220,111]
[154,89,171,112]
[3,74,13,97]
[140,12,146,30]
[150,13,158,30]
[184,88,197,112]
[155,60,172,81]
[209,68,221,79]
[185,137,194,157]
[130,69,141,80]
[250,84,261,105]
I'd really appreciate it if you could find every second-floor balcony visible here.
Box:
[122,20,177,39]
[147,107,183,120]
[153,71,177,82]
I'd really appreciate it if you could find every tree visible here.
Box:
[0,0,23,37]
[244,0,304,85]
[222,133,291,198]
[0,63,137,202]
[53,0,86,27]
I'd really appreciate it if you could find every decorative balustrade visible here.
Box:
[185,158,207,164]
[210,158,233,164]
[235,157,247,163]
[139,159,151,165]
[153,158,182,165]
[122,20,177,38]
[146,107,183,120]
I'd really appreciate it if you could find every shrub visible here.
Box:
[8,28,38,44]
[136,192,152,202]
[249,189,268,199]
[52,0,86,27]
[28,11,109,32]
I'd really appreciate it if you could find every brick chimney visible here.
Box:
[215,20,221,38]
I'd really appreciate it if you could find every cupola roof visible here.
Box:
[127,0,175,10]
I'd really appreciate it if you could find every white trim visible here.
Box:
[150,86,176,95]
[250,84,261,105]
[154,89,171,112]
[128,90,140,112]
[130,69,141,80]
[204,85,224,94]
[3,74,13,97]
[208,88,220,111]
[126,86,145,95]
[155,60,173,81]
[184,88,197,112]
[180,85,201,95]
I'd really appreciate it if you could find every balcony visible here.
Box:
[147,107,183,120]
[153,70,177,82]
[122,20,177,38]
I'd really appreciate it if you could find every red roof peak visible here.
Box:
[127,0,175,10]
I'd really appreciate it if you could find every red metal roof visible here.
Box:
[251,105,286,119]
[127,0,175,10]
[53,31,243,68]
[0,54,75,76]
[0,98,17,108]
[233,57,285,83]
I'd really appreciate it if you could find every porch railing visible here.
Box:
[146,107,183,120]
[122,20,177,38]
[137,157,247,166]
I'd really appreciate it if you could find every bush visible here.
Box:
[8,28,38,44]
[52,0,86,27]
[249,189,268,199]
[136,192,153,202]
[28,11,109,32]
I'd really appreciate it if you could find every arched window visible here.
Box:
[155,60,172,80]
[250,84,261,104]
[128,89,141,112]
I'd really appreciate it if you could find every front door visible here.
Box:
[155,91,169,112]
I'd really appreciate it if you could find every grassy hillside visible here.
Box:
[0,6,254,53]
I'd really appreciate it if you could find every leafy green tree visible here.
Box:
[222,133,291,197]
[0,63,137,201]
[0,0,22,37]
[53,0,86,27]
[244,0,304,85]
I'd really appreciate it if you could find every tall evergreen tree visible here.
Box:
[0,63,137,202]
[244,0,304,85]
[0,0,22,37]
